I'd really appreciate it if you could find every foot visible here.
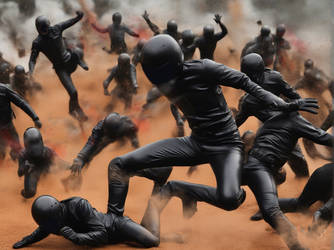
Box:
[186,166,198,177]
[21,189,34,199]
[182,197,197,219]
[250,210,263,221]
[70,109,88,122]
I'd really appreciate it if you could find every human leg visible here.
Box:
[245,157,306,250]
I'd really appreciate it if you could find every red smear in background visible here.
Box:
[286,30,308,54]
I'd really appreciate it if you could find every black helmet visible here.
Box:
[304,58,314,69]
[103,112,122,135]
[31,195,64,233]
[167,20,178,33]
[181,29,195,46]
[141,34,183,85]
[35,16,50,35]
[14,65,25,75]
[118,53,130,66]
[241,53,265,83]
[260,25,271,37]
[0,62,10,73]
[276,24,286,38]
[203,25,214,39]
[137,39,146,49]
[112,12,122,25]
[24,127,44,158]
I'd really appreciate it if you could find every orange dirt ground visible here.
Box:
[0,45,332,250]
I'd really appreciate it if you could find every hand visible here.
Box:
[214,14,222,24]
[76,10,84,19]
[103,88,110,96]
[13,239,27,249]
[70,157,84,175]
[289,98,319,114]
[34,119,42,129]
[142,10,149,20]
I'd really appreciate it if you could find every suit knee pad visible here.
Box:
[108,157,129,184]
[217,188,246,211]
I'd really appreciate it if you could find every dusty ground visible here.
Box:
[0,44,332,250]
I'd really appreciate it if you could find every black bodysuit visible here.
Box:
[107,59,292,217]
[92,23,138,54]
[235,69,308,177]
[103,63,138,111]
[18,147,55,198]
[241,111,333,249]
[0,83,39,160]
[14,197,159,248]
[194,24,228,60]
[29,14,87,121]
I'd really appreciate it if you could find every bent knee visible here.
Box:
[217,191,244,211]
[143,236,160,248]
[22,189,36,199]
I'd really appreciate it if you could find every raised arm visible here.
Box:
[28,42,40,75]
[57,11,83,31]
[213,14,228,41]
[4,85,41,128]
[13,227,49,249]
[103,67,116,95]
[142,10,160,35]
[204,60,289,110]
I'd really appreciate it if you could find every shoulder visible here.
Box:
[265,69,283,81]
[0,83,9,92]
[32,37,42,47]
[62,196,89,208]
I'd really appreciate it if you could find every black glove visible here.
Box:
[142,10,149,20]
[34,119,42,129]
[213,14,222,24]
[12,239,28,249]
[70,157,84,175]
[76,10,84,19]
[288,98,319,114]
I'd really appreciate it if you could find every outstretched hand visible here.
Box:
[142,10,149,20]
[34,119,42,129]
[76,10,84,19]
[13,239,28,249]
[70,157,84,175]
[214,14,222,24]
[289,98,319,114]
